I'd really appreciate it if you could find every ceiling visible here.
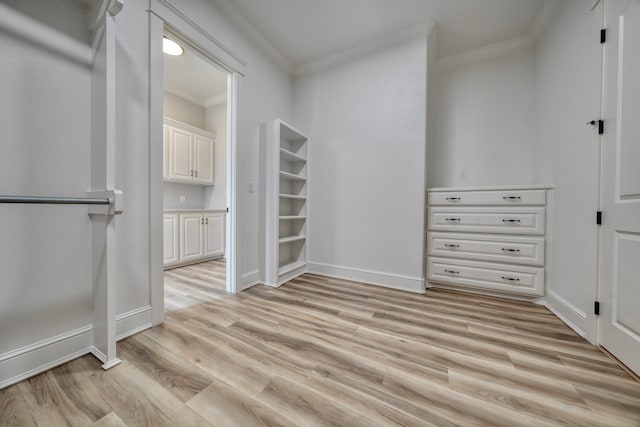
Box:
[163,43,228,106]
[164,0,548,97]
[220,0,548,68]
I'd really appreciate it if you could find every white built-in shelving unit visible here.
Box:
[262,119,309,286]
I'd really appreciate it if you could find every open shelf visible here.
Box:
[280,148,306,163]
[280,171,306,181]
[280,194,306,200]
[279,235,307,244]
[263,119,309,286]
[279,260,306,276]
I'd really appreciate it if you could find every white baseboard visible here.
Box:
[240,269,260,291]
[116,305,152,341]
[0,325,93,390]
[307,262,425,293]
[544,290,589,341]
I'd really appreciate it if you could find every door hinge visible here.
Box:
[600,29,606,43]
[596,211,602,225]
[587,119,604,134]
[594,301,600,316]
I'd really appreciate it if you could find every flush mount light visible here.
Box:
[163,37,183,56]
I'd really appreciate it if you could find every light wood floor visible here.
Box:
[2,271,640,426]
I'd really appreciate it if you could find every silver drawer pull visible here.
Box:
[444,244,460,249]
[503,196,522,201]
[446,197,461,202]
[446,217,461,222]
[501,276,520,282]
[444,269,460,275]
[501,248,520,253]
[502,219,521,223]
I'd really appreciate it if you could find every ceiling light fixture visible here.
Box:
[163,37,184,56]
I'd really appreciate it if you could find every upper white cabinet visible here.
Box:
[261,119,309,286]
[163,117,215,185]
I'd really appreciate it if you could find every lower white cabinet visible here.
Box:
[426,185,551,297]
[163,210,225,268]
[163,214,179,265]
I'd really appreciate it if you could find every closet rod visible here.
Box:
[0,195,111,205]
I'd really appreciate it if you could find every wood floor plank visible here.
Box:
[2,264,640,426]
[186,378,295,427]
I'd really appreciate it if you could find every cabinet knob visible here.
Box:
[444,269,460,275]
[501,276,520,282]
[502,219,521,223]
[444,244,460,249]
[190,170,194,177]
[503,196,521,201]
[195,170,198,178]
[445,197,461,202]
[445,217,461,222]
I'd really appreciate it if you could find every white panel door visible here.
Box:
[194,135,214,184]
[204,213,224,257]
[169,127,193,182]
[163,214,179,265]
[180,214,204,261]
[599,0,640,376]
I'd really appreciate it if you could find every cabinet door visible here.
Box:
[163,214,179,265]
[162,124,170,180]
[180,214,204,261]
[194,135,214,184]
[169,127,193,182]
[204,213,224,257]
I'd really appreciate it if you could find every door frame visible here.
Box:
[148,0,246,325]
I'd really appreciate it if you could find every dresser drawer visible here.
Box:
[427,207,545,235]
[428,189,545,206]
[427,232,545,266]
[427,257,544,296]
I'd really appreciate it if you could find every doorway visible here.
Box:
[148,2,244,326]
[161,32,231,311]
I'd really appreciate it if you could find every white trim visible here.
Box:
[241,270,260,291]
[204,92,228,108]
[427,282,541,302]
[150,0,246,74]
[0,326,93,390]
[433,34,534,72]
[545,290,591,341]
[0,2,91,66]
[164,85,206,107]
[149,13,166,326]
[530,0,562,40]
[307,262,425,293]
[116,306,153,340]
[226,72,241,294]
[214,0,293,73]
[427,184,554,192]
[295,20,434,76]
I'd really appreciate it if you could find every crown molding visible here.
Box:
[433,34,534,72]
[295,20,435,76]
[204,92,227,108]
[530,0,561,40]
[164,86,206,107]
[212,0,293,73]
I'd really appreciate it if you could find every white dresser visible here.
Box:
[426,186,552,297]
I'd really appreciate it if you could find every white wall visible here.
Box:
[294,38,427,292]
[163,182,205,209]
[428,48,536,188]
[0,1,92,355]
[205,102,227,210]
[533,0,601,340]
[163,91,205,128]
